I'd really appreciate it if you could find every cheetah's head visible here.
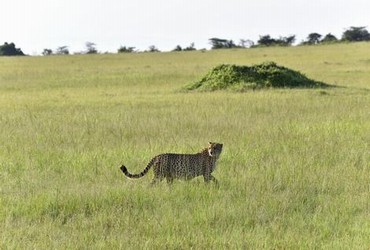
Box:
[208,142,223,158]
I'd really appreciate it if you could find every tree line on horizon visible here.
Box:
[1,26,369,56]
[207,26,370,49]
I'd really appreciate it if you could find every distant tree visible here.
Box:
[118,46,136,53]
[56,46,69,55]
[42,49,53,56]
[342,26,370,41]
[148,45,160,52]
[239,39,254,48]
[209,38,227,49]
[172,43,196,52]
[0,42,25,56]
[226,40,237,48]
[306,33,322,44]
[321,33,338,43]
[256,35,295,47]
[183,42,196,51]
[173,45,182,51]
[209,38,237,49]
[278,35,296,46]
[257,35,275,46]
[85,42,97,54]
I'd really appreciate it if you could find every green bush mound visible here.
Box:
[186,62,329,91]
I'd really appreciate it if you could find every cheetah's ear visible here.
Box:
[208,142,213,145]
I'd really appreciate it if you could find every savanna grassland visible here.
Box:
[0,43,369,249]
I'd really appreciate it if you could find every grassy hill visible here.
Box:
[0,43,369,248]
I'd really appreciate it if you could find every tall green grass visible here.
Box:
[0,43,369,249]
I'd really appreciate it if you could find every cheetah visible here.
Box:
[120,142,223,184]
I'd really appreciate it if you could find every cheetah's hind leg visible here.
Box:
[204,174,219,187]
[150,176,164,185]
[166,176,174,185]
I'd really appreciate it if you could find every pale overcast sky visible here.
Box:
[1,0,369,54]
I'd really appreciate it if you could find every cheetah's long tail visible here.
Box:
[120,157,157,179]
